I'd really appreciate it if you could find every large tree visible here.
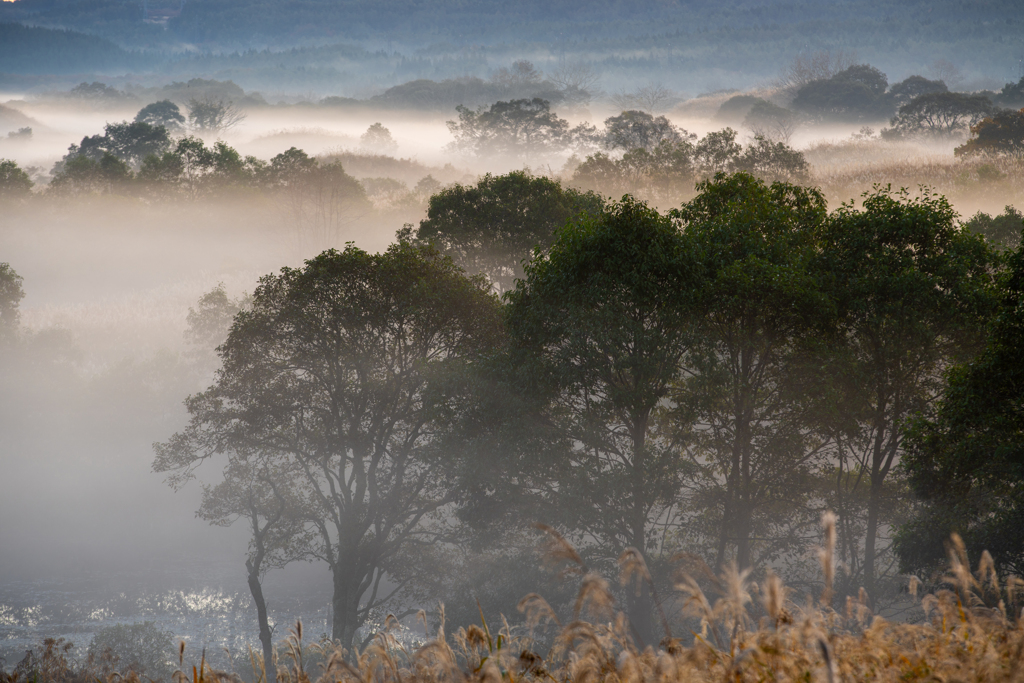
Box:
[955,107,1024,157]
[886,92,994,138]
[817,186,999,602]
[154,244,503,649]
[446,98,575,159]
[602,110,687,152]
[411,171,602,293]
[671,172,832,573]
[896,236,1024,578]
[501,196,697,645]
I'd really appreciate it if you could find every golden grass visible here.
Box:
[804,138,1024,217]
[156,526,1024,683]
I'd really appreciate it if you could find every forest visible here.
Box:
[2,18,1024,683]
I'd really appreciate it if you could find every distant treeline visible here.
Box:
[1,0,1023,84]
[0,22,153,75]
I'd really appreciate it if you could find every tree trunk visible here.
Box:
[246,559,276,683]
[627,415,657,647]
[864,475,881,605]
[332,567,363,653]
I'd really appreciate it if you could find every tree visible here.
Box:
[818,186,999,602]
[186,96,246,136]
[104,121,173,168]
[888,76,947,107]
[886,92,994,138]
[49,152,132,196]
[774,49,857,93]
[0,159,33,199]
[446,98,570,159]
[269,152,368,255]
[178,285,287,678]
[602,110,688,152]
[610,83,675,114]
[547,61,599,107]
[791,65,894,122]
[412,171,603,293]
[671,173,831,573]
[896,236,1024,577]
[993,76,1024,109]
[693,128,742,176]
[491,60,542,92]
[954,108,1024,157]
[359,123,398,153]
[154,244,503,650]
[0,262,25,343]
[831,65,889,98]
[197,457,306,681]
[135,100,186,133]
[964,205,1023,251]
[502,196,697,644]
[735,135,809,183]
[57,121,171,171]
[742,100,799,144]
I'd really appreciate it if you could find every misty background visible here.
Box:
[2,0,1024,675]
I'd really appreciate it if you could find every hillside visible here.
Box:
[0,22,143,75]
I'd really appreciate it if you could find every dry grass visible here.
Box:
[154,526,1024,683]
[804,138,1024,216]
[6,519,1021,683]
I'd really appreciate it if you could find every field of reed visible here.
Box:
[6,520,1024,683]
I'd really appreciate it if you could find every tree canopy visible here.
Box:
[897,235,1024,577]
[154,243,503,649]
[412,170,603,293]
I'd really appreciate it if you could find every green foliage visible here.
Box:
[603,110,687,152]
[792,64,894,122]
[735,135,809,183]
[692,128,742,175]
[888,75,947,107]
[964,205,1023,252]
[955,107,1024,157]
[49,152,132,196]
[154,243,503,648]
[571,128,807,203]
[87,622,174,680]
[447,98,572,159]
[55,121,171,174]
[886,92,994,139]
[994,76,1024,108]
[0,159,33,199]
[671,172,831,571]
[503,194,697,642]
[897,238,1024,577]
[414,170,602,292]
[135,100,185,134]
[820,185,1000,593]
[0,262,24,343]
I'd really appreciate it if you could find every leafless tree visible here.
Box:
[549,61,599,91]
[929,59,965,90]
[186,96,247,136]
[611,83,676,113]
[774,49,858,95]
